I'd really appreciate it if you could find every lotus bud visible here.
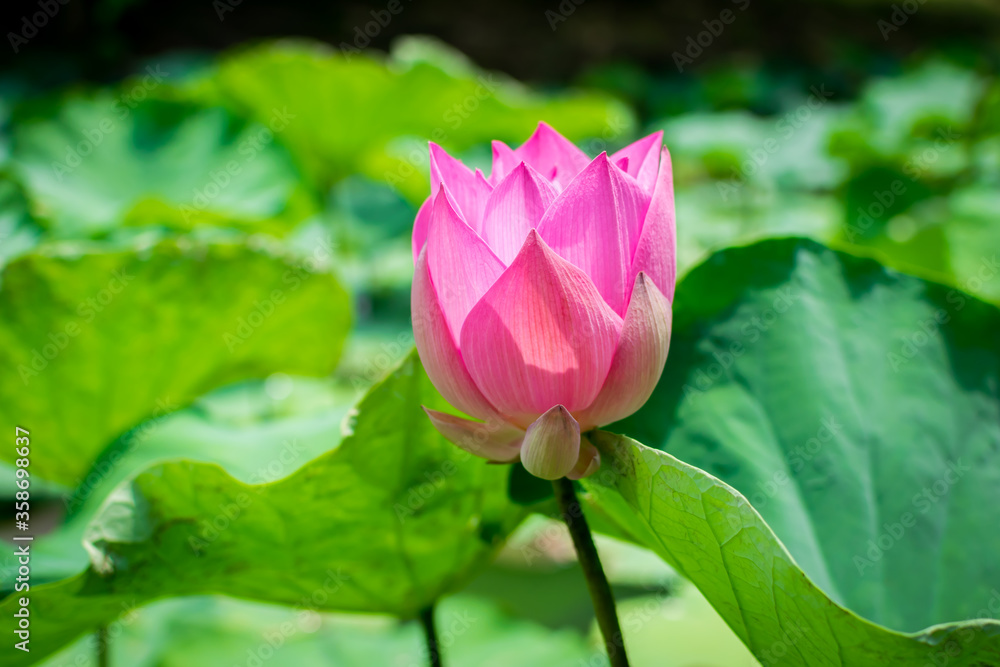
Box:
[411,123,675,479]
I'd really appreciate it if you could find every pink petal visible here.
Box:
[519,405,580,480]
[426,189,506,337]
[481,162,559,264]
[514,122,590,190]
[577,273,672,429]
[423,408,523,462]
[611,131,663,193]
[429,142,492,232]
[490,140,520,185]
[460,230,622,426]
[536,153,650,316]
[474,168,490,190]
[429,142,470,193]
[412,246,501,422]
[412,197,433,264]
[630,146,677,302]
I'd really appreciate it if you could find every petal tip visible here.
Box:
[536,120,555,134]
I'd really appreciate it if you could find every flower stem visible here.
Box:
[419,604,443,667]
[96,625,109,667]
[553,477,630,667]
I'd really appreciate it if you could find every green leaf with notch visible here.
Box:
[0,353,526,666]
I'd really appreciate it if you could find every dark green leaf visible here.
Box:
[506,461,555,506]
[596,238,1000,665]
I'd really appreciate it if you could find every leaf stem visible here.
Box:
[553,477,630,666]
[419,604,443,667]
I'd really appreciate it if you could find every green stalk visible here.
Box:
[553,477,630,666]
[97,625,109,667]
[419,604,442,667]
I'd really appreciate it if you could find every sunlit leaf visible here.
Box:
[187,37,635,201]
[10,93,317,237]
[0,237,351,484]
[0,353,526,665]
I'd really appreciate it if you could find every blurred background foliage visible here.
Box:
[0,0,997,665]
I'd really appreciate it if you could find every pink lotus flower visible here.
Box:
[411,123,675,480]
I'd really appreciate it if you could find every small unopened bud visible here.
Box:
[520,405,580,480]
